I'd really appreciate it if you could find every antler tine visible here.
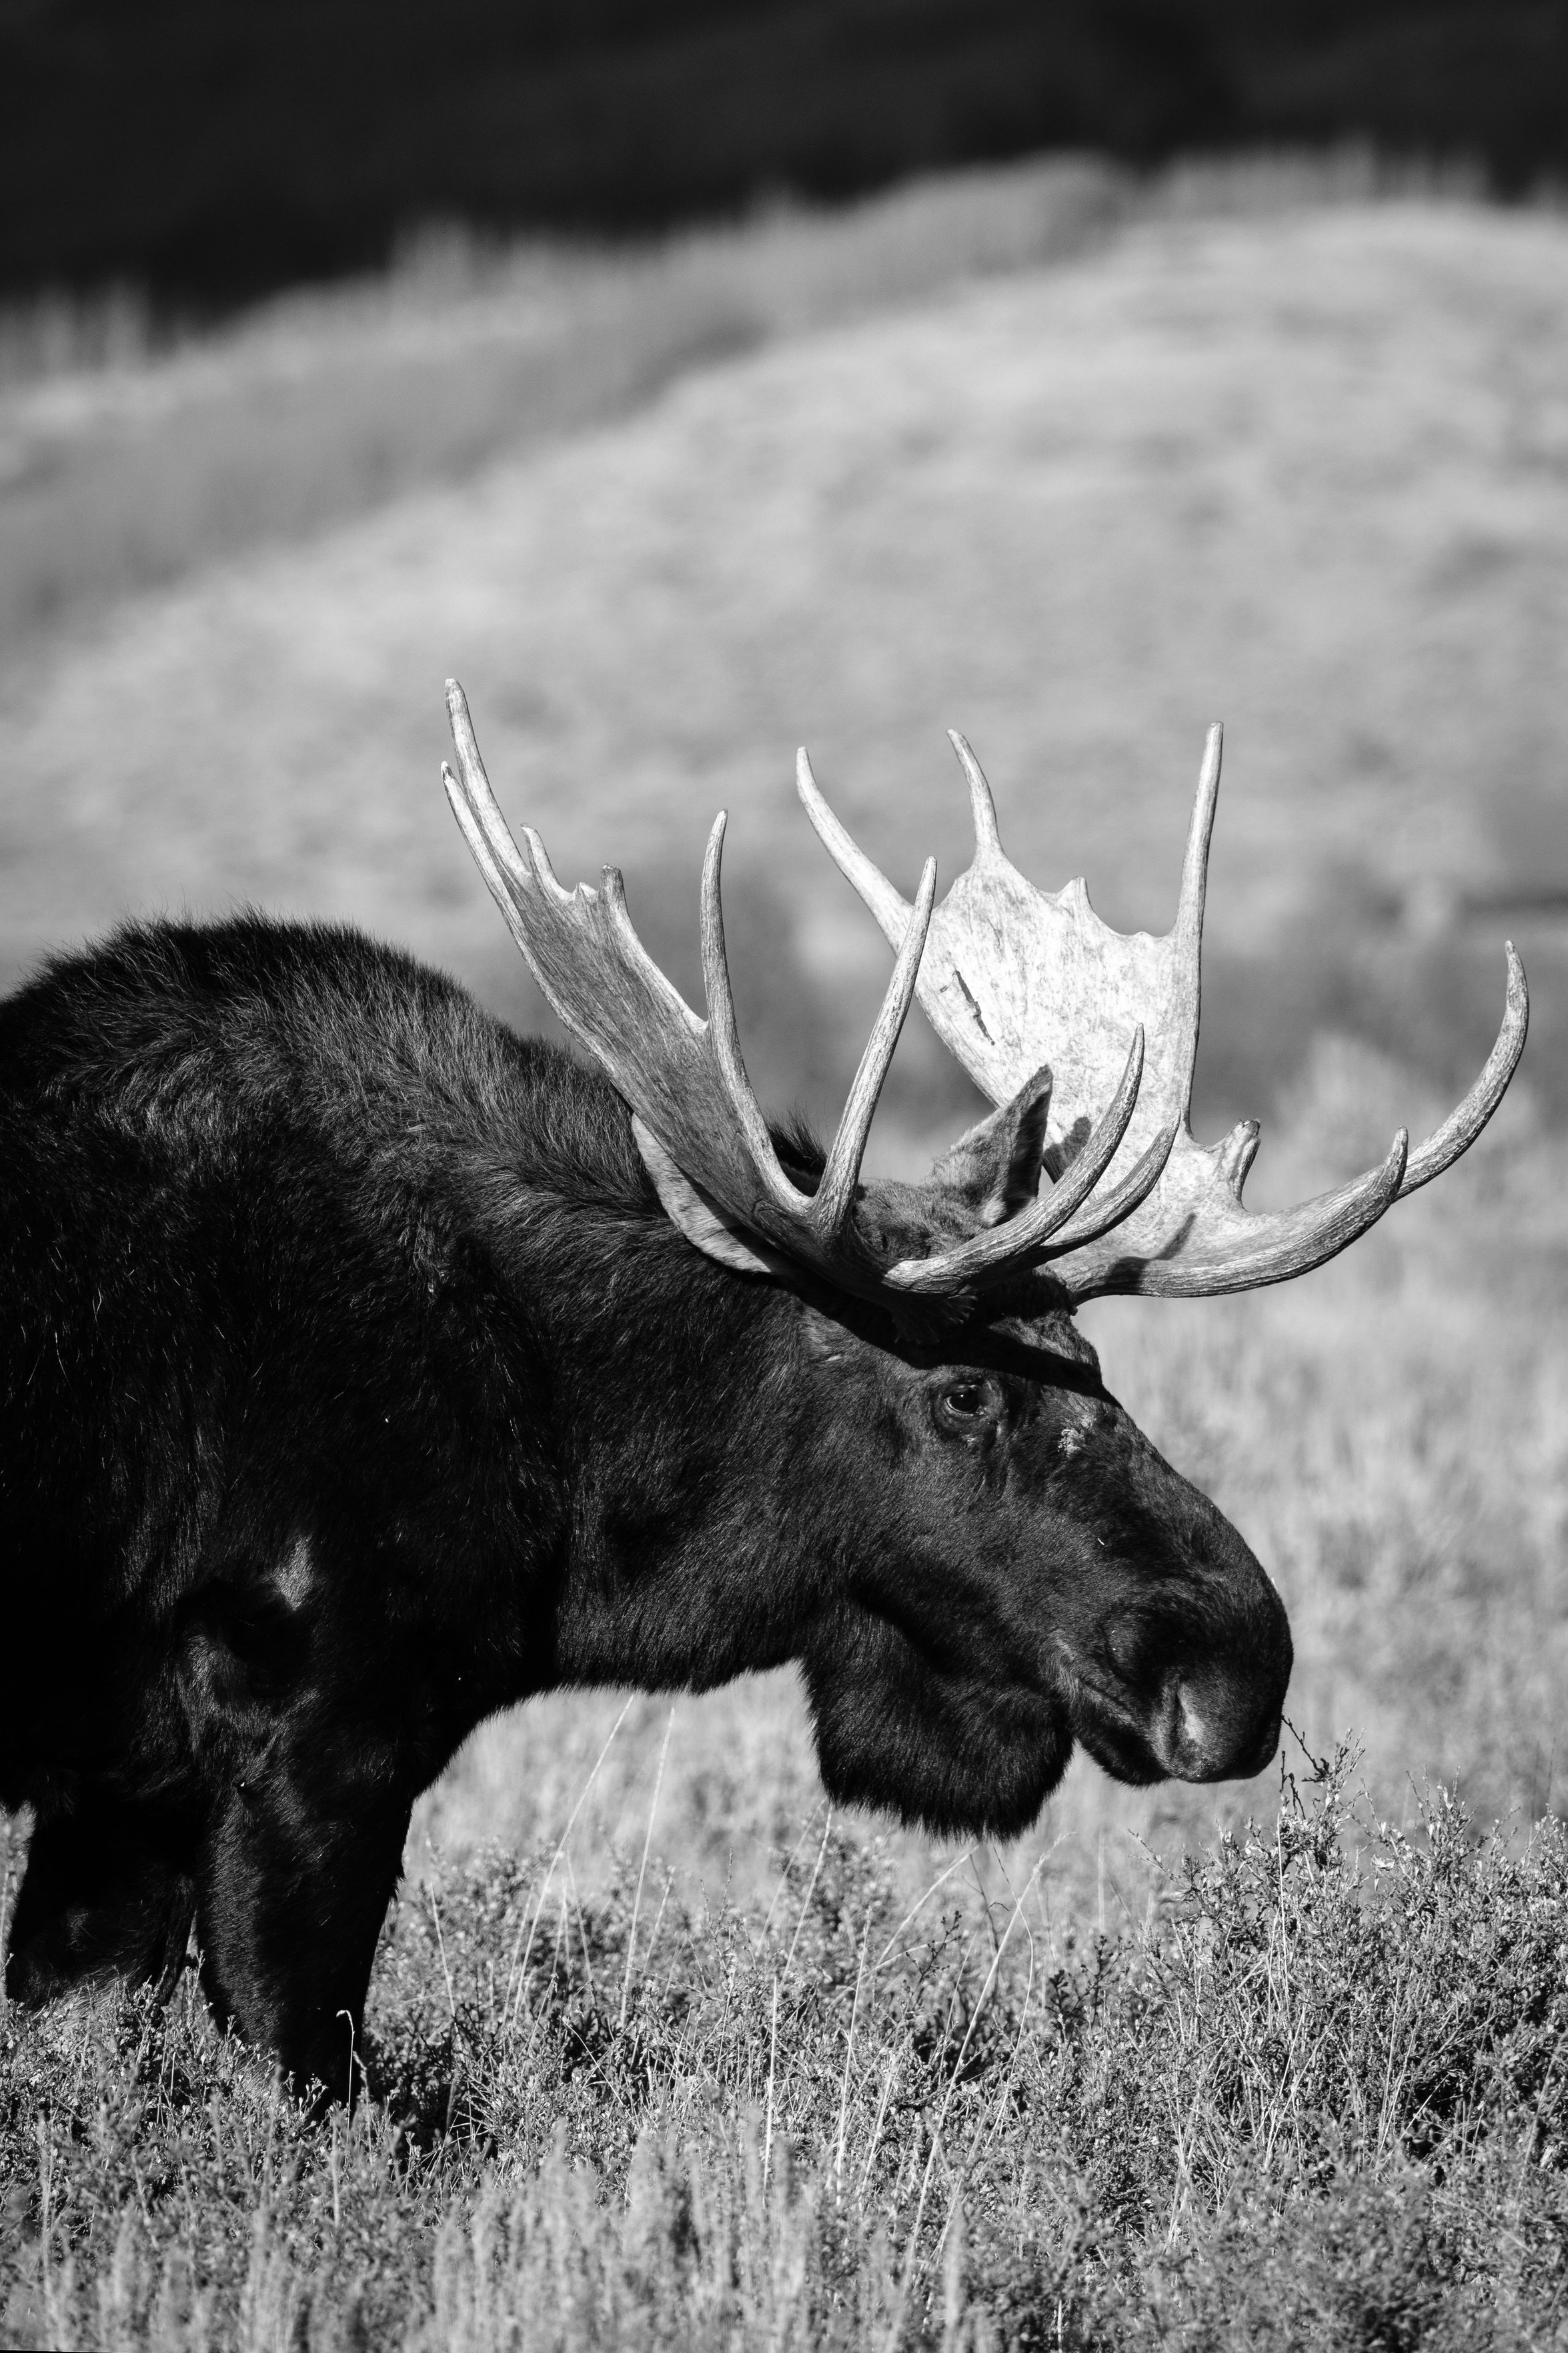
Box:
[1225,1126,1409,1288]
[444,694,606,997]
[443,760,517,928]
[443,754,556,983]
[947,732,1003,863]
[1166,721,1223,1118]
[520,825,578,909]
[816,857,938,1241]
[1039,1115,1183,1259]
[1241,1128,1411,1290]
[700,813,814,1221]
[886,1025,1150,1294]
[598,861,709,1041]
[1397,943,1528,1197]
[1026,1024,1146,1243]
[796,749,912,941]
[1056,1123,1411,1301]
[447,681,590,932]
[1174,725,1223,949]
[445,680,536,897]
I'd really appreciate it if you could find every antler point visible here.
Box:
[946,730,1003,863]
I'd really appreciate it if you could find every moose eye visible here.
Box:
[934,1378,997,1435]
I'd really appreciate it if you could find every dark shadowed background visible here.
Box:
[3,1,1568,306]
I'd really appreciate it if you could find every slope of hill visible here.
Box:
[2,180,1563,1137]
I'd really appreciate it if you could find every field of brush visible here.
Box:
[2,157,1567,2345]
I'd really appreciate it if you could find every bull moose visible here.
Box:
[0,683,1526,2098]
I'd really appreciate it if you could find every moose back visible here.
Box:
[0,685,1525,2098]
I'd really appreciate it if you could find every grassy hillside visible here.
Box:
[0,160,1128,656]
[2,167,1563,1129]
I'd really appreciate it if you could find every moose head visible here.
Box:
[444,685,1527,1829]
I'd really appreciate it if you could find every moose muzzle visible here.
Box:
[1072,1534,1293,1787]
[1146,1665,1287,1783]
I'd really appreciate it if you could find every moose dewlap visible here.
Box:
[0,684,1526,2101]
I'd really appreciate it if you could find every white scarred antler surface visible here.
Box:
[798,726,1528,1300]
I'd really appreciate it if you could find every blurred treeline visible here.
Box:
[3,0,1565,306]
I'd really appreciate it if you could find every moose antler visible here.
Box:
[798,725,1529,1301]
[442,682,1164,1309]
[442,682,926,1298]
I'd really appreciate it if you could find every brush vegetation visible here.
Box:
[6,1744,1568,2347]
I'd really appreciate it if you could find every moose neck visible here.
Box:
[509,1180,824,1699]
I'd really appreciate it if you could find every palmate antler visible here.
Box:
[799,725,1529,1301]
[444,682,1527,1313]
[443,682,1168,1310]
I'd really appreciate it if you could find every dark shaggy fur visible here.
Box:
[1,919,1290,2097]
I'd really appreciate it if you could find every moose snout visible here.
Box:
[1095,1578,1292,1785]
[1148,1672,1284,1783]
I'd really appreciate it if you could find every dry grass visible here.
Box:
[7,1747,1568,2348]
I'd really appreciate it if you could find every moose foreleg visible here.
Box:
[194,1737,410,2105]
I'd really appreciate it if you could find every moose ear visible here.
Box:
[632,1116,790,1279]
[928,1065,1053,1228]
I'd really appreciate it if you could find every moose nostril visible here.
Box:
[1156,1683,1282,1783]
[1105,1616,1143,1684]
